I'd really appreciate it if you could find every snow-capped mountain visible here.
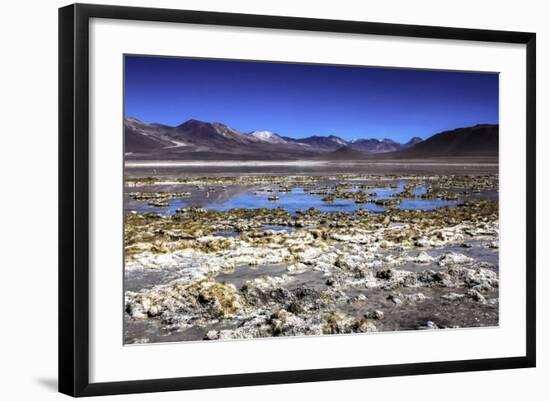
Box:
[249,131,288,144]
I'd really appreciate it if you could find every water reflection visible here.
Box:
[125,184,460,215]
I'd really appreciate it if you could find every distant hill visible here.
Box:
[320,146,367,160]
[350,138,402,153]
[404,136,423,148]
[290,135,349,150]
[392,124,498,158]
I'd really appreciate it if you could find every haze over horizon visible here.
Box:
[124,55,499,143]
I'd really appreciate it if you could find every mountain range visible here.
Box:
[125,117,498,160]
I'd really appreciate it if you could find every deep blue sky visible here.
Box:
[124,55,498,142]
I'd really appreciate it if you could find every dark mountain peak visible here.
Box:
[170,118,260,147]
[435,123,497,135]
[350,137,404,154]
[176,119,242,135]
[176,118,211,129]
[295,135,348,150]
[473,123,495,128]
[429,124,498,141]
[353,138,378,144]
[403,136,423,148]
[322,146,365,160]
[395,124,498,157]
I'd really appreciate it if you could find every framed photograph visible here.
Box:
[59,3,536,397]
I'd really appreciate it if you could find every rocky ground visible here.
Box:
[124,174,499,344]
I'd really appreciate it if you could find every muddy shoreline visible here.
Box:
[125,158,498,178]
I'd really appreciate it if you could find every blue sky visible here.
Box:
[124,55,498,143]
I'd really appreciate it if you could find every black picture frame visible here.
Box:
[59,3,536,397]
